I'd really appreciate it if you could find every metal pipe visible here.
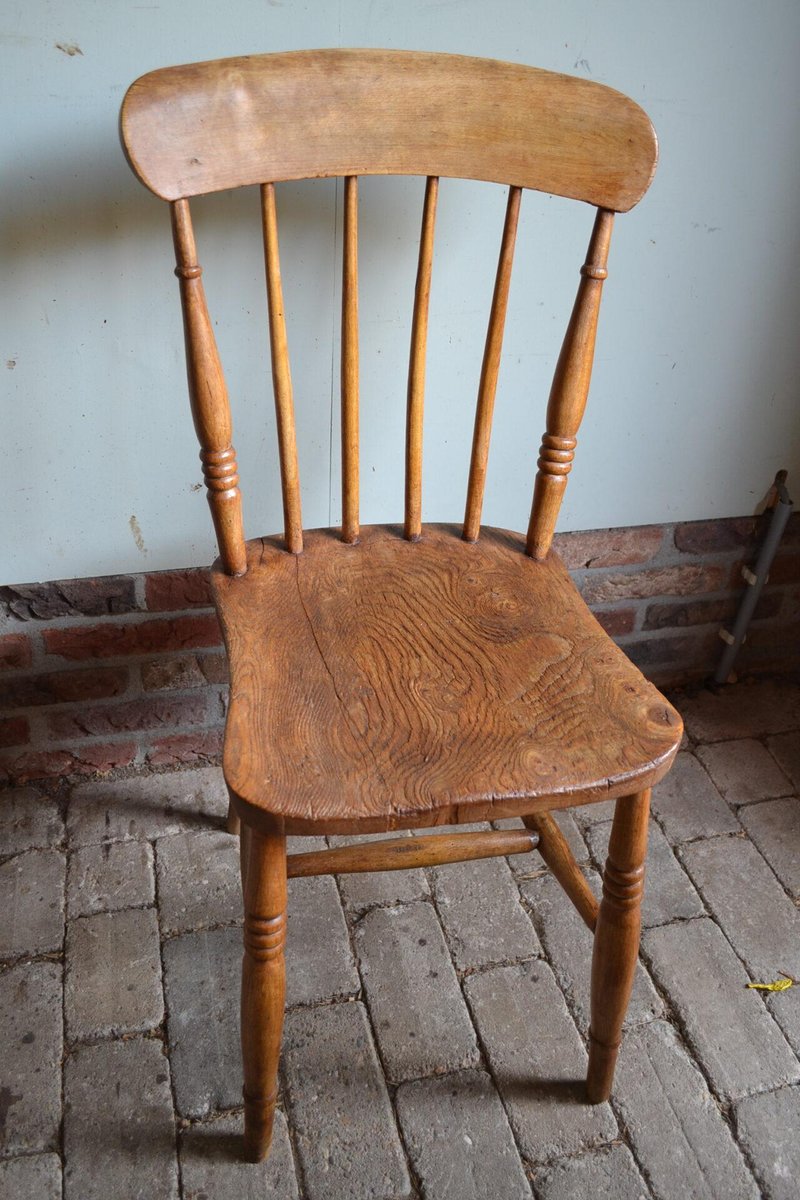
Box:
[712,471,793,686]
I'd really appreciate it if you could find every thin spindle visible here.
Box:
[261,182,303,554]
[404,176,439,541]
[526,207,614,560]
[463,186,522,542]
[341,176,360,543]
[170,199,247,576]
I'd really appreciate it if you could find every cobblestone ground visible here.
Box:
[2,678,800,1199]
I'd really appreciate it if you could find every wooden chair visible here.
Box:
[120,49,682,1163]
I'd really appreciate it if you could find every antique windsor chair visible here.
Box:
[120,49,682,1163]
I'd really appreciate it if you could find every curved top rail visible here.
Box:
[121,49,657,210]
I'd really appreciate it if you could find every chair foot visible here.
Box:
[586,1034,619,1103]
[241,826,287,1165]
[586,789,650,1104]
[243,1086,277,1161]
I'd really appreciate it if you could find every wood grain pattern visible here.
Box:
[463,186,522,542]
[170,199,247,576]
[121,50,657,211]
[286,828,538,877]
[241,826,287,1161]
[526,208,614,560]
[404,175,438,541]
[341,175,360,544]
[261,183,303,554]
[217,525,682,836]
[587,789,650,1102]
[522,811,598,930]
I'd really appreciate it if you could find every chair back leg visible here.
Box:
[586,789,650,1102]
[241,825,287,1161]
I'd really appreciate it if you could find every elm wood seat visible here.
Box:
[120,48,682,1165]
[217,524,679,834]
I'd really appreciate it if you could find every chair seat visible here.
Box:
[214,524,682,834]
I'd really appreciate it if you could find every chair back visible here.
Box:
[121,49,658,573]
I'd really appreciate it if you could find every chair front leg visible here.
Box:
[241,824,287,1162]
[586,788,649,1103]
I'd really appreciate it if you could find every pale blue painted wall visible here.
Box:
[3,1,799,580]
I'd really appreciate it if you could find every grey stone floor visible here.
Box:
[2,678,800,1199]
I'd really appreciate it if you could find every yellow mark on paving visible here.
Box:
[747,973,795,993]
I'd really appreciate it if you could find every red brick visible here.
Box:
[141,656,206,691]
[198,653,229,684]
[0,633,32,672]
[674,516,756,555]
[2,741,136,783]
[739,623,800,671]
[582,564,728,605]
[42,613,221,661]
[0,716,30,748]
[592,608,637,636]
[146,729,223,767]
[622,630,721,673]
[0,666,128,710]
[46,693,209,740]
[0,576,138,620]
[644,597,735,631]
[764,552,800,586]
[145,568,213,612]
[554,526,662,570]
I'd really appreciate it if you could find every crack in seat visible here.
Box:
[217,525,681,834]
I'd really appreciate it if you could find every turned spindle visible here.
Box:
[526,207,614,560]
[171,199,247,576]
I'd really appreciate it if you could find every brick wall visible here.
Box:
[1,515,797,785]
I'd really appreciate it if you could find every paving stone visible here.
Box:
[162,926,241,1117]
[521,871,663,1034]
[0,961,62,1154]
[463,960,617,1163]
[179,1110,298,1200]
[767,730,800,788]
[614,1019,758,1200]
[679,680,800,743]
[0,849,65,959]
[355,902,479,1084]
[432,855,540,970]
[585,818,704,928]
[65,907,163,1040]
[495,812,588,877]
[734,1086,800,1200]
[395,1069,530,1200]
[767,987,800,1057]
[696,739,793,806]
[642,919,800,1101]
[286,875,359,1007]
[67,767,228,846]
[0,1154,62,1200]
[650,751,740,843]
[533,1144,648,1200]
[739,797,800,895]
[329,830,429,915]
[0,787,63,855]
[63,1038,178,1200]
[67,838,154,918]
[156,831,240,934]
[573,798,617,826]
[679,835,800,981]
[282,1002,411,1200]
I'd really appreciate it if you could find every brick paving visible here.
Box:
[1,676,799,1198]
